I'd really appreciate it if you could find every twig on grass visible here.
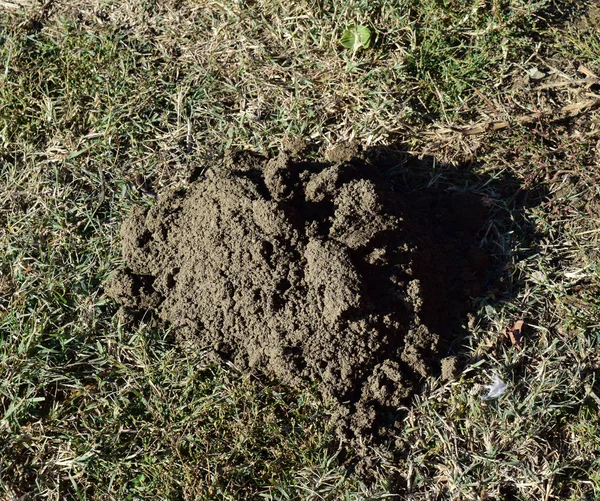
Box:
[432,98,600,138]
[419,97,600,159]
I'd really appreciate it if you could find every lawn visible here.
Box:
[1,0,599,499]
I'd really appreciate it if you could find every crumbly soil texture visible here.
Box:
[108,147,489,444]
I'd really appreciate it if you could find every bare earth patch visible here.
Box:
[108,147,490,452]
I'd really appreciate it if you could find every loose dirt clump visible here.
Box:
[108,148,489,443]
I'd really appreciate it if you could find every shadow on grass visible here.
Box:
[364,142,544,368]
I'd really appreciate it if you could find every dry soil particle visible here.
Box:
[108,149,489,444]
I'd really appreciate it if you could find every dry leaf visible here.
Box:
[507,319,524,349]
[578,64,599,80]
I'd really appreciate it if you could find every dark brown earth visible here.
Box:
[107,146,490,446]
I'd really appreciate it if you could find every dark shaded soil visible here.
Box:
[107,146,491,446]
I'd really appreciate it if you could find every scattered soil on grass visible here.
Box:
[108,146,490,444]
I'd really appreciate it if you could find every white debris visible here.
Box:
[482,374,508,400]
[527,67,546,80]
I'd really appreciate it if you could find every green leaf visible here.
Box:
[340,25,372,51]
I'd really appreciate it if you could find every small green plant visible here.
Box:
[340,24,372,52]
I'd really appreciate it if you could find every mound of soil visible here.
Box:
[108,148,489,442]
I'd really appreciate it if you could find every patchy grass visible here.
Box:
[1,0,599,499]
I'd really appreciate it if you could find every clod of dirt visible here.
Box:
[108,149,489,444]
[441,356,460,381]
